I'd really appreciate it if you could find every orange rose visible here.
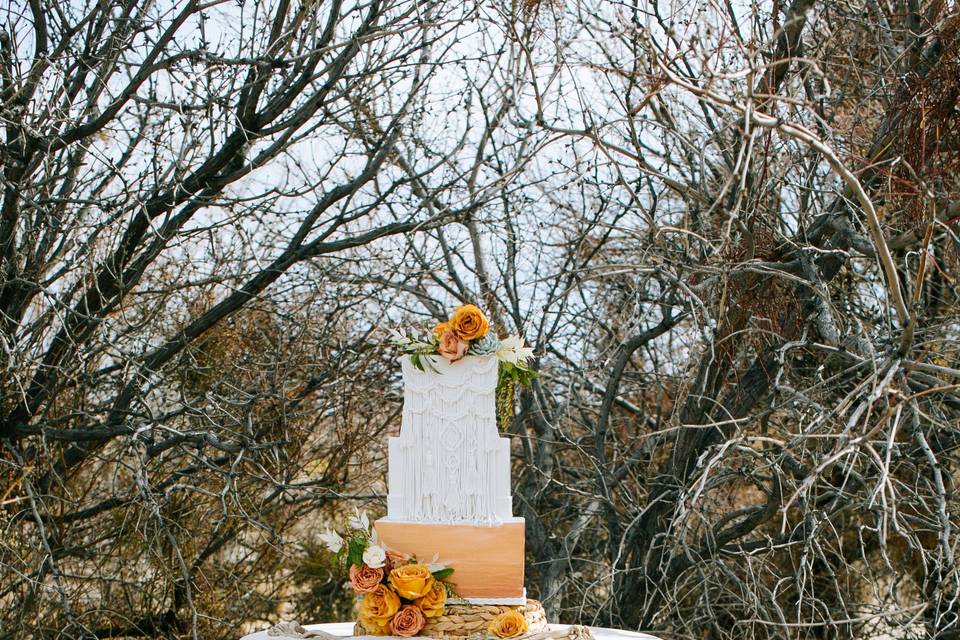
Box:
[488,610,528,638]
[358,584,400,635]
[414,580,447,618]
[437,329,468,363]
[388,563,435,599]
[385,549,410,573]
[433,321,450,339]
[350,564,384,594]
[390,604,426,637]
[449,304,489,341]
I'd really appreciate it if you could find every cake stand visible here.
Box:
[240,621,662,640]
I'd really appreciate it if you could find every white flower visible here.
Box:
[497,334,534,365]
[319,529,344,553]
[363,543,387,569]
[427,552,446,573]
[349,509,370,532]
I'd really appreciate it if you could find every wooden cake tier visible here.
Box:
[354,600,548,639]
[375,519,525,600]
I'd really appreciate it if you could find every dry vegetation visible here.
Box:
[1,0,959,638]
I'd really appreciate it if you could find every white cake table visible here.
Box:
[241,622,662,640]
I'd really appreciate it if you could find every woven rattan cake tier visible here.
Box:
[353,600,548,638]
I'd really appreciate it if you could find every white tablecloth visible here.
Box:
[241,622,661,640]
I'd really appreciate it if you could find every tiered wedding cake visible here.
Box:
[376,355,526,602]
[356,351,549,639]
[315,305,589,640]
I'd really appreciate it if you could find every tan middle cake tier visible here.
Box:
[374,519,525,600]
[354,600,548,638]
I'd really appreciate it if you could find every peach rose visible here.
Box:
[349,564,384,594]
[385,549,410,573]
[388,563,435,599]
[414,580,447,618]
[390,604,426,637]
[487,610,528,638]
[437,329,468,363]
[358,584,400,635]
[449,304,489,341]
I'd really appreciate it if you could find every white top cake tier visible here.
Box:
[384,355,513,524]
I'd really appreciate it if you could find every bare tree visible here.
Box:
[358,1,960,638]
[3,0,960,639]
[517,1,960,637]
[0,0,486,637]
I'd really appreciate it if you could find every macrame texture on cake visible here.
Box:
[386,356,512,524]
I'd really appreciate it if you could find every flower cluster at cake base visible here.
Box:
[322,511,457,637]
[391,304,535,385]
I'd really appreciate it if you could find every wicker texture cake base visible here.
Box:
[354,600,549,639]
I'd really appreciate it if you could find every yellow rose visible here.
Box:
[358,613,390,636]
[488,610,528,638]
[358,584,400,635]
[414,580,447,618]
[448,304,489,341]
[388,563,435,600]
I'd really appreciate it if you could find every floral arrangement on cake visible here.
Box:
[321,511,457,637]
[391,304,535,385]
